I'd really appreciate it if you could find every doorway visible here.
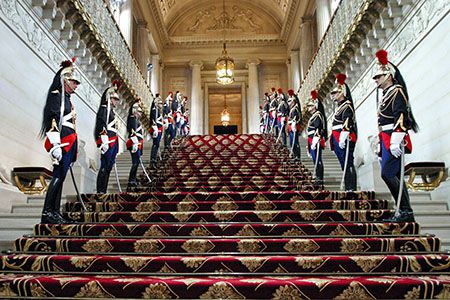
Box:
[208,89,242,134]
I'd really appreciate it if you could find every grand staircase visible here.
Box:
[0,134,449,299]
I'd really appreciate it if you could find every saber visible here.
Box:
[276,121,285,144]
[69,166,87,212]
[140,157,152,183]
[113,163,122,193]
[340,137,350,190]
[395,142,406,217]
[263,114,269,134]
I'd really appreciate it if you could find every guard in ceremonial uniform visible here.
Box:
[180,96,188,136]
[268,87,278,135]
[306,90,327,185]
[182,108,190,136]
[276,88,289,145]
[163,92,175,150]
[262,93,270,133]
[40,58,80,224]
[287,89,302,161]
[150,94,164,168]
[172,91,183,137]
[373,49,419,222]
[330,74,358,191]
[126,101,143,190]
[95,80,121,194]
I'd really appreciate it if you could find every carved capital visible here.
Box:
[189,60,203,69]
[246,58,261,68]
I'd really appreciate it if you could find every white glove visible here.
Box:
[100,143,109,154]
[339,131,350,149]
[307,146,312,158]
[132,143,139,153]
[390,132,406,158]
[176,113,181,123]
[291,122,296,133]
[50,145,62,161]
[311,136,319,150]
[163,119,169,130]
[152,125,158,138]
[180,117,185,125]
[281,117,286,127]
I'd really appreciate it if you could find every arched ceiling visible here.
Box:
[141,0,303,49]
[159,0,290,26]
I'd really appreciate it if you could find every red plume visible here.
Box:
[60,60,73,68]
[277,88,283,94]
[271,87,276,92]
[71,57,76,63]
[112,80,122,90]
[287,89,294,96]
[310,90,318,100]
[336,73,347,85]
[375,49,388,65]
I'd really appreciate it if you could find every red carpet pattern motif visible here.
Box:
[1,134,450,299]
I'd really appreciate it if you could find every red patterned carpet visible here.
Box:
[1,134,449,299]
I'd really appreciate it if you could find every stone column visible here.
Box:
[286,59,291,89]
[119,0,133,49]
[290,50,300,91]
[204,84,209,134]
[241,83,248,134]
[150,54,160,95]
[136,20,150,76]
[316,0,332,43]
[299,17,314,80]
[189,60,203,135]
[159,62,164,96]
[246,59,261,134]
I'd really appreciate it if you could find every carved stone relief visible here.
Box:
[173,4,272,36]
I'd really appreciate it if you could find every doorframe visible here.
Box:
[204,81,248,134]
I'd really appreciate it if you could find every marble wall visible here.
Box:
[352,2,450,201]
[0,17,126,194]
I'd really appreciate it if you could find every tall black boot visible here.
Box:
[104,167,113,193]
[52,182,73,224]
[315,160,324,187]
[96,168,107,194]
[344,165,357,191]
[382,175,415,222]
[41,177,63,224]
[294,143,301,161]
[151,143,158,168]
[127,164,139,191]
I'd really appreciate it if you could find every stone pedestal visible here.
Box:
[62,162,97,196]
[357,160,389,194]
[0,183,27,213]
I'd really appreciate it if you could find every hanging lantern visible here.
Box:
[221,107,230,126]
[221,95,231,126]
[215,43,235,85]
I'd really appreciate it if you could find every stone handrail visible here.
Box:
[71,0,153,114]
[298,0,381,104]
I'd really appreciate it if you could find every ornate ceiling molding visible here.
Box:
[145,0,302,51]
[280,0,300,42]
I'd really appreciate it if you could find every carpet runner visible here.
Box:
[1,134,449,299]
